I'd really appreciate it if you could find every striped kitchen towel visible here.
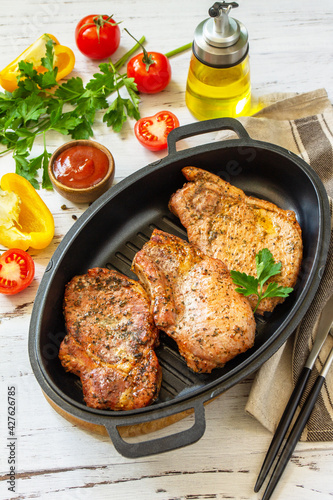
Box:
[216,88,333,441]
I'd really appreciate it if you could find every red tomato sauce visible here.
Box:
[53,145,109,189]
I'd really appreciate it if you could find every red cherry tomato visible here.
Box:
[134,111,179,151]
[0,248,35,295]
[127,52,171,94]
[75,15,120,60]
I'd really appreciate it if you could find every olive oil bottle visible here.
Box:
[186,2,251,119]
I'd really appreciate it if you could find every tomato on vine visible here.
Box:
[75,15,121,60]
[125,29,172,94]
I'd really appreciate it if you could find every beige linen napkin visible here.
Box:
[216,88,333,441]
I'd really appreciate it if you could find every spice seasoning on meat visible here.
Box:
[58,267,162,411]
[132,229,256,374]
[169,166,302,315]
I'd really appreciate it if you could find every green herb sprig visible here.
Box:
[230,248,294,313]
[0,36,144,189]
[0,34,191,190]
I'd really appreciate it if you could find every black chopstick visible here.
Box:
[260,347,333,500]
[254,365,311,492]
[255,297,333,493]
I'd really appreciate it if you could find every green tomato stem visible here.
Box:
[0,147,12,156]
[165,42,192,58]
[114,36,146,70]
[115,37,191,71]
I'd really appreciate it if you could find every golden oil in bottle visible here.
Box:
[186,2,252,120]
[186,53,251,119]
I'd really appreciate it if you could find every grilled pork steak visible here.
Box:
[59,268,161,410]
[169,167,303,315]
[132,229,256,373]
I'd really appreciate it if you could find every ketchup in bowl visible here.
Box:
[53,145,109,189]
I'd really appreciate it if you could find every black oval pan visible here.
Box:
[28,118,331,458]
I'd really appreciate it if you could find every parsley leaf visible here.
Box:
[13,152,40,189]
[122,77,140,118]
[103,97,127,131]
[85,63,116,94]
[41,37,56,72]
[50,112,83,135]
[230,248,293,313]
[16,37,58,90]
[16,94,48,124]
[255,248,282,284]
[17,61,38,82]
[230,272,259,297]
[0,35,144,188]
[54,77,86,102]
[102,64,140,131]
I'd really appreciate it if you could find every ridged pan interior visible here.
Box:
[30,141,329,416]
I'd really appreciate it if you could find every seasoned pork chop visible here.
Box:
[132,230,256,373]
[169,167,303,315]
[59,268,161,410]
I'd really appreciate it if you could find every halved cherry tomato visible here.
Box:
[134,111,179,151]
[0,248,35,295]
[75,15,120,60]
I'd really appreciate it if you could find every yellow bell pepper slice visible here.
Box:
[0,34,75,93]
[0,173,55,251]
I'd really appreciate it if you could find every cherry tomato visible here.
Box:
[0,248,35,295]
[75,15,120,60]
[127,52,171,94]
[134,111,179,151]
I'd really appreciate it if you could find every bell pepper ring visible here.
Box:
[0,173,55,251]
[0,34,75,93]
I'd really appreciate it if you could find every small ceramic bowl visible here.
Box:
[48,140,115,203]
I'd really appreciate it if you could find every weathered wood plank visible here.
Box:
[1,0,332,499]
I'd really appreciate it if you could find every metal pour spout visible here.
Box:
[192,1,249,66]
[209,2,239,36]
[204,2,240,48]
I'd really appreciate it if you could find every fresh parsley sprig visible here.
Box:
[230,248,294,313]
[0,35,145,188]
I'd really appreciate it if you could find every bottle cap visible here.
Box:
[193,2,249,68]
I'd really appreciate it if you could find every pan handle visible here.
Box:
[167,117,250,155]
[104,399,206,458]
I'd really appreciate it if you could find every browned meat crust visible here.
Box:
[58,268,162,410]
[132,229,256,373]
[169,167,303,315]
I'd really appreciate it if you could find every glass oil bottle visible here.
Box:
[186,2,251,120]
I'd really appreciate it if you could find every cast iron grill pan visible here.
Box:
[29,118,331,458]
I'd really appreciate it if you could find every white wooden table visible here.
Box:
[1,1,332,499]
